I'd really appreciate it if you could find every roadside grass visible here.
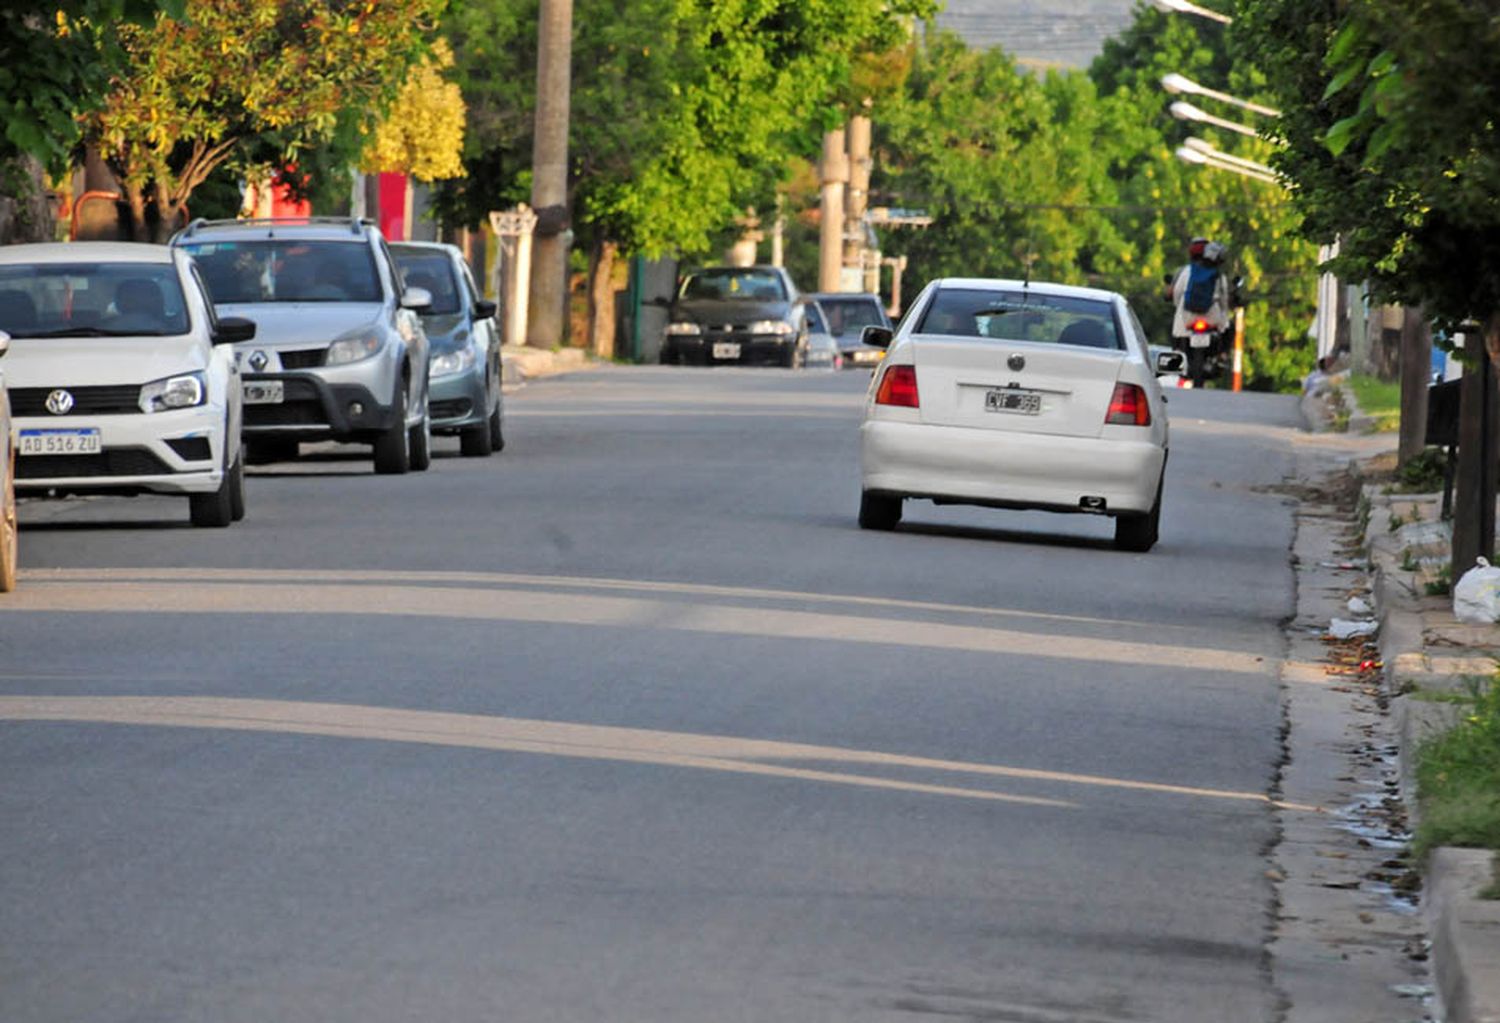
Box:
[1415,671,1500,896]
[1346,373,1402,432]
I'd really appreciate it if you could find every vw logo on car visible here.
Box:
[44,389,74,415]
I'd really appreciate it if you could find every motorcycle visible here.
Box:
[1180,316,1224,389]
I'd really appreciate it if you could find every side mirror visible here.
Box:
[641,296,670,307]
[0,330,10,358]
[213,317,256,345]
[401,286,433,312]
[473,299,498,321]
[862,325,894,349]
[1155,350,1186,376]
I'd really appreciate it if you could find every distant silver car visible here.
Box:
[809,292,892,368]
[174,217,433,475]
[802,300,842,370]
[390,242,504,456]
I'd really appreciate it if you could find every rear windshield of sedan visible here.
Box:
[392,251,462,315]
[180,240,382,304]
[818,296,887,336]
[679,269,786,302]
[916,288,1122,350]
[0,263,189,337]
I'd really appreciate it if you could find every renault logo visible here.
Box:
[44,389,75,415]
[248,350,269,372]
[1007,354,1026,372]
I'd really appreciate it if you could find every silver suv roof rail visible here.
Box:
[176,216,375,240]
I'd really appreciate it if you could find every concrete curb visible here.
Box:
[1428,848,1500,1023]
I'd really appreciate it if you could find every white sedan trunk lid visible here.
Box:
[913,337,1125,439]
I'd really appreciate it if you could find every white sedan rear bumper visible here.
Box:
[861,418,1165,516]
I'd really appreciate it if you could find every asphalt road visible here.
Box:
[1,366,1308,1022]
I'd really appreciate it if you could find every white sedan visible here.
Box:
[858,278,1175,552]
[0,242,253,527]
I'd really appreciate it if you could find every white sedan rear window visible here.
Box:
[916,288,1121,350]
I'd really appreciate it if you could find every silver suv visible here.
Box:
[173,218,432,474]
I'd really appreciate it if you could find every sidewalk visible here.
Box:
[1297,378,1500,1023]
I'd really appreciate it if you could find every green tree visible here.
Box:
[439,0,930,352]
[0,1,179,242]
[1236,0,1500,345]
[86,0,442,241]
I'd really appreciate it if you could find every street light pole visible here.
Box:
[1170,100,1261,138]
[1161,74,1280,118]
[1151,0,1231,24]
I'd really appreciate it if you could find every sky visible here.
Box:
[934,0,1140,69]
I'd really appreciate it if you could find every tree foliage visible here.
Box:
[438,0,932,257]
[361,39,467,182]
[87,0,441,240]
[1235,0,1500,347]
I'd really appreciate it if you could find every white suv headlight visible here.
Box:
[747,319,795,336]
[139,372,206,413]
[431,347,477,378]
[326,332,383,365]
[665,322,702,335]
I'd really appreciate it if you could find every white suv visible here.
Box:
[0,242,250,527]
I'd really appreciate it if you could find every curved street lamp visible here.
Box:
[1161,73,1281,118]
[1151,0,1232,24]
[1169,100,1261,138]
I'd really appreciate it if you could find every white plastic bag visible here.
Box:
[1453,557,1500,624]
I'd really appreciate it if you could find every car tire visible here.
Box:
[189,458,235,528]
[409,402,432,472]
[246,438,298,465]
[858,491,902,531]
[373,384,411,475]
[0,457,16,593]
[1114,478,1163,553]
[487,400,505,453]
[228,450,246,522]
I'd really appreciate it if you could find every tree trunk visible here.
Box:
[122,182,150,242]
[0,156,56,244]
[1397,305,1432,467]
[587,239,618,361]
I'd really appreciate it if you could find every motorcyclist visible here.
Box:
[1168,238,1233,386]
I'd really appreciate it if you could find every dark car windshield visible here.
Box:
[0,263,190,337]
[916,288,1122,350]
[179,240,382,304]
[391,250,462,315]
[680,269,786,302]
[818,296,888,337]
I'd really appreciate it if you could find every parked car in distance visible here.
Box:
[809,291,892,368]
[0,330,16,590]
[174,217,432,475]
[858,278,1177,552]
[658,265,808,368]
[802,300,842,370]
[0,241,249,528]
[390,242,504,457]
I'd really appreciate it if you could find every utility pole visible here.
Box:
[844,114,872,293]
[526,0,573,350]
[818,128,847,293]
[1452,334,1498,579]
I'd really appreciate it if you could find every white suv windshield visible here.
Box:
[0,263,189,337]
[181,240,382,304]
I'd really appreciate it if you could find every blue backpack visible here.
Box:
[1183,262,1219,314]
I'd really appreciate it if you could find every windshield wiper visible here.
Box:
[21,327,159,338]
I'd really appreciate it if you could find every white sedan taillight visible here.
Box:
[875,365,919,407]
[1105,383,1151,426]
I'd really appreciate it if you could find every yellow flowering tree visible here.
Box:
[87,0,442,240]
[361,40,466,182]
